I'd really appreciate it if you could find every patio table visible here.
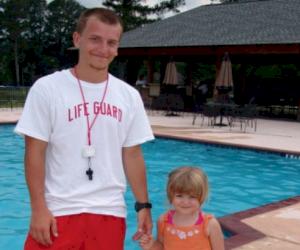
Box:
[206,102,239,126]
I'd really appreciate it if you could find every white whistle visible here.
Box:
[82,145,96,158]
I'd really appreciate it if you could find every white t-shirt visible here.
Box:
[15,69,154,218]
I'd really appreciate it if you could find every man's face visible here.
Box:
[73,16,122,72]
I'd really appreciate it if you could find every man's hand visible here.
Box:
[29,207,58,246]
[132,208,152,241]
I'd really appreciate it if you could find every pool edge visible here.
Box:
[219,196,300,249]
[154,132,300,157]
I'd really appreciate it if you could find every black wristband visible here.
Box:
[134,202,152,212]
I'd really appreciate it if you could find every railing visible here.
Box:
[257,105,299,120]
[0,86,30,110]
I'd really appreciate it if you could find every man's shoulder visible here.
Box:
[37,69,67,82]
[32,69,69,89]
[109,74,131,86]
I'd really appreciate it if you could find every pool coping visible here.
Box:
[154,132,300,158]
[219,196,300,249]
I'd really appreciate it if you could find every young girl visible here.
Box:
[139,166,224,250]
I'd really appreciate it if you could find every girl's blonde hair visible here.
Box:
[167,166,209,205]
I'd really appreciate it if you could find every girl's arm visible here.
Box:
[207,217,225,250]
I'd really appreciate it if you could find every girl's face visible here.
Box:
[171,193,201,215]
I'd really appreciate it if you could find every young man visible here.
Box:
[15,8,154,250]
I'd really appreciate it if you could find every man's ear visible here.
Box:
[73,32,80,48]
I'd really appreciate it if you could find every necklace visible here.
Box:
[74,66,109,180]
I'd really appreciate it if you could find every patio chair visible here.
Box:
[150,94,168,114]
[240,104,258,132]
[192,104,204,125]
[200,105,221,127]
[166,94,184,116]
[223,105,239,129]
[229,105,257,132]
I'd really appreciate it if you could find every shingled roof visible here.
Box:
[120,0,300,48]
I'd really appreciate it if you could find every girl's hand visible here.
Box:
[139,234,154,250]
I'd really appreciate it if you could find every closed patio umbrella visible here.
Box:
[163,62,178,85]
[162,62,182,116]
[215,52,233,96]
[214,52,234,125]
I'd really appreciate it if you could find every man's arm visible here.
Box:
[25,136,57,246]
[122,145,152,240]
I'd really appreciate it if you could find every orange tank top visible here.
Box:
[157,210,212,250]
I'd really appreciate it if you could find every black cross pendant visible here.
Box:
[86,168,93,180]
[86,157,93,181]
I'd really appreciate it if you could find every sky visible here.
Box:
[75,0,214,13]
[46,0,216,17]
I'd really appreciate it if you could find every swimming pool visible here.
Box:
[1,124,300,249]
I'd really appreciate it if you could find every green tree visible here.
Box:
[0,0,48,85]
[22,0,47,84]
[0,0,31,85]
[45,0,85,69]
[102,0,185,31]
[0,0,85,85]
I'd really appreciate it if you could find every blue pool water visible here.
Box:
[1,124,300,250]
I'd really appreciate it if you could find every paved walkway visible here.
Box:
[0,108,23,124]
[149,112,300,155]
[1,108,300,249]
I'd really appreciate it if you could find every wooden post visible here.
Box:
[297,100,300,121]
[146,59,154,83]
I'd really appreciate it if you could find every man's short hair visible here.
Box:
[75,8,123,34]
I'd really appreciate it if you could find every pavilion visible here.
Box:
[118,0,300,119]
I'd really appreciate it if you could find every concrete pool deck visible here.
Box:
[1,108,300,249]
